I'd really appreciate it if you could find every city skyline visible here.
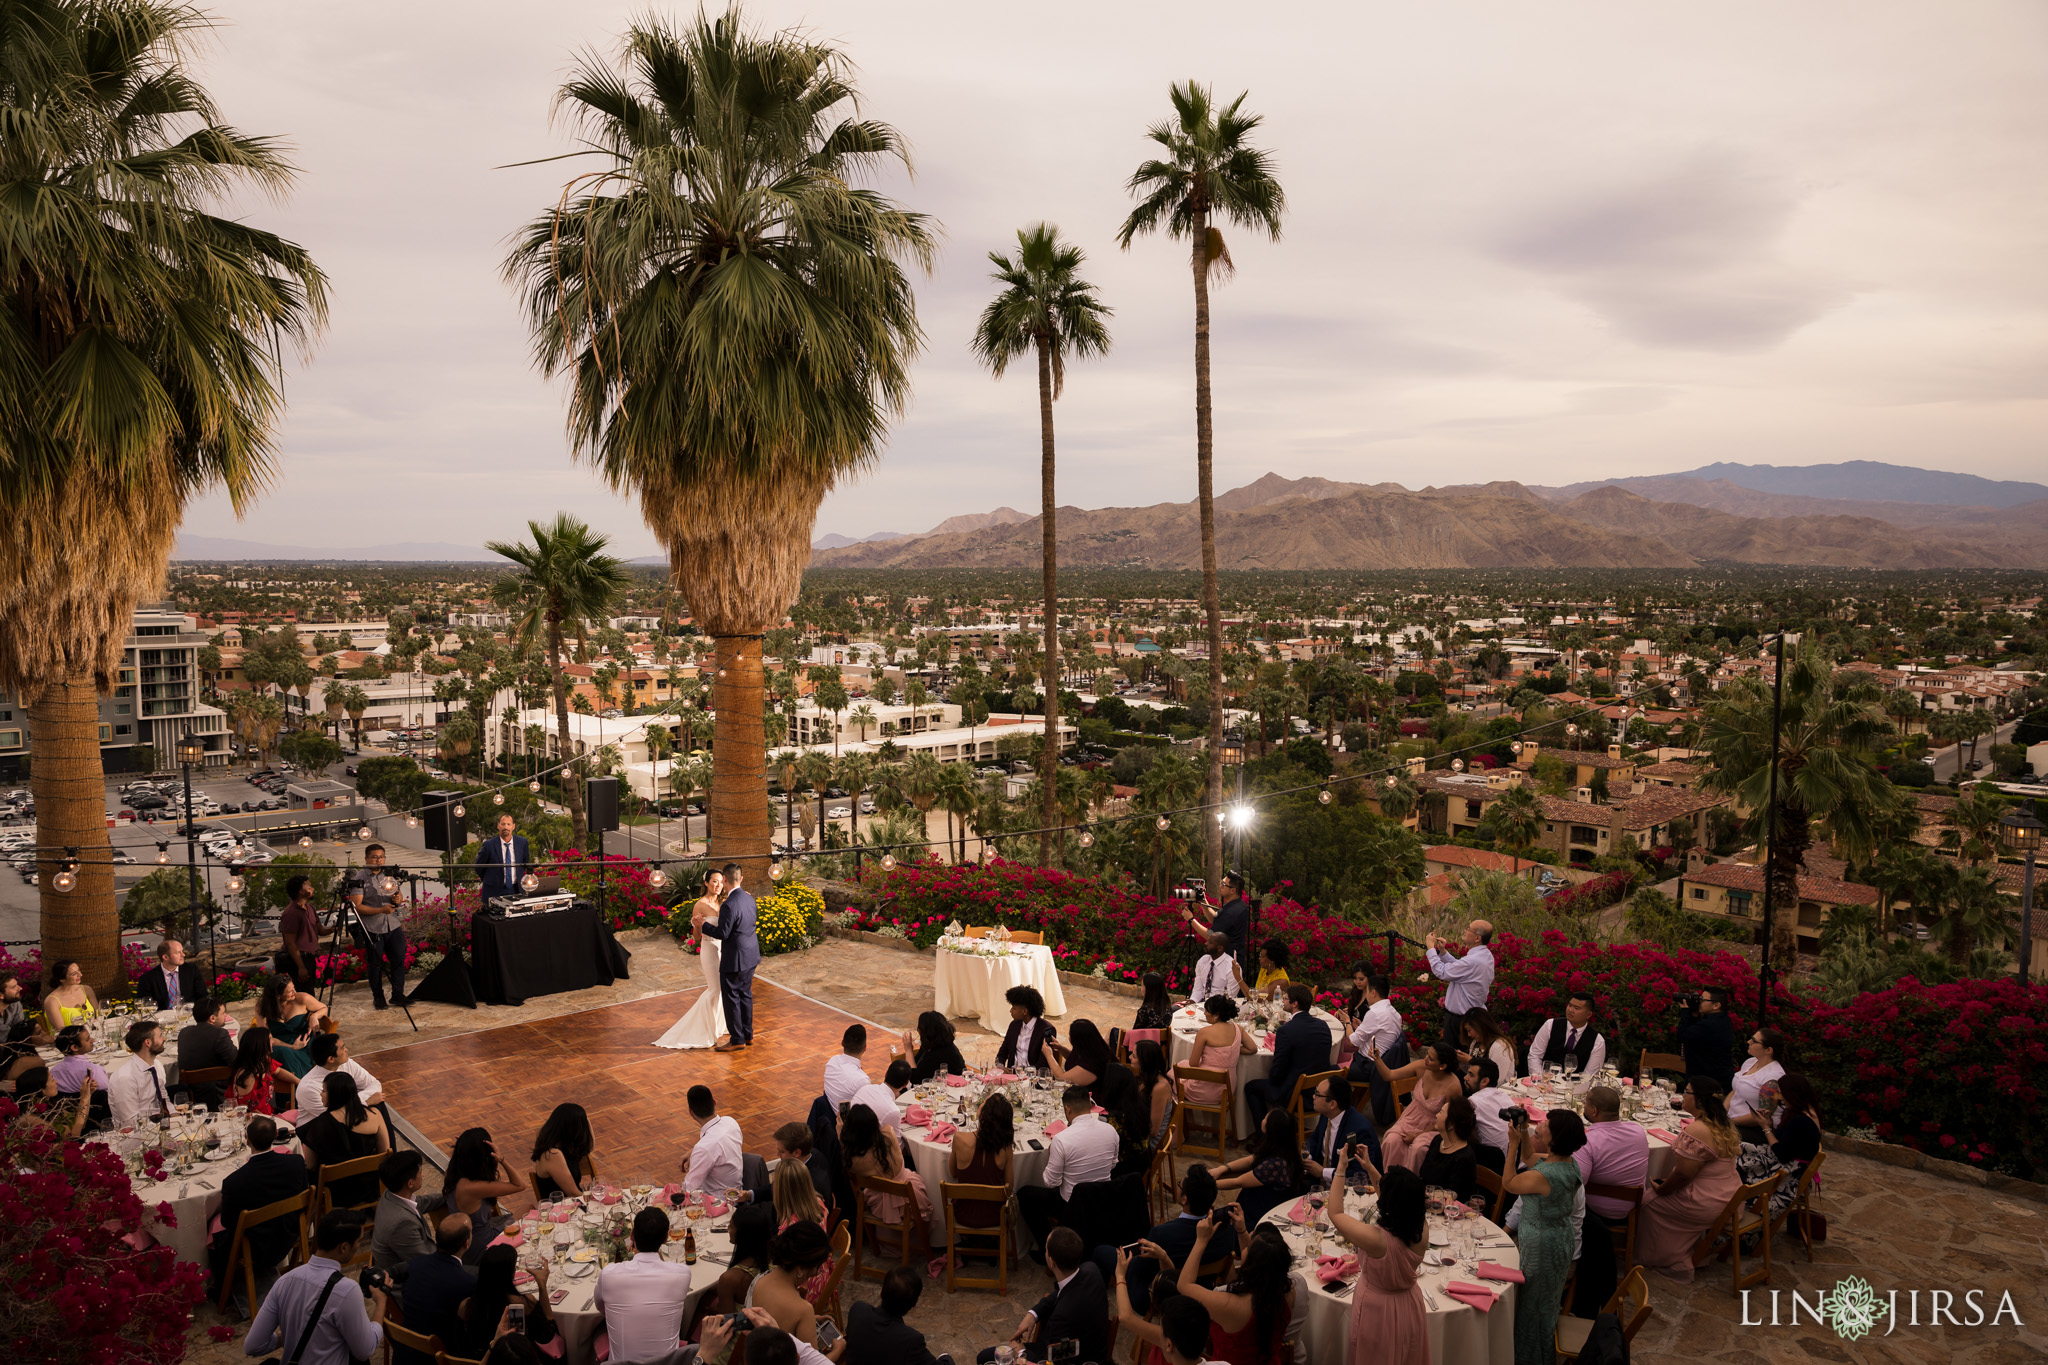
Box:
[177,0,2048,554]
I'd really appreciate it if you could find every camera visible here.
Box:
[1500,1107,1527,1126]
[359,1266,388,1294]
[1676,993,1699,1010]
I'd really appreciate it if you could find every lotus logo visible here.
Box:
[1821,1277,1883,1342]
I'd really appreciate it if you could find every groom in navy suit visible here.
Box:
[701,861,760,1051]
[475,813,530,903]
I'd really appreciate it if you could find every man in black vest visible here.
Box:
[1526,991,1606,1090]
[982,1227,1108,1363]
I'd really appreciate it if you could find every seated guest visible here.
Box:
[1188,932,1245,1004]
[137,938,204,1012]
[1339,972,1406,1127]
[847,1264,945,1365]
[1570,1085,1651,1315]
[209,1115,310,1300]
[850,1061,910,1134]
[594,1208,693,1363]
[299,1072,389,1208]
[1325,1165,1429,1365]
[1729,1028,1789,1143]
[1,970,52,1051]
[1243,984,1330,1126]
[1371,1042,1465,1173]
[1177,996,1255,1113]
[824,1025,870,1110]
[1131,1039,1175,1152]
[1735,1072,1823,1217]
[1045,1018,1112,1088]
[680,1085,745,1194]
[1635,1077,1743,1282]
[1170,1207,1295,1365]
[1525,992,1606,1092]
[109,1019,172,1128]
[900,1010,966,1082]
[949,1092,1014,1228]
[445,1127,524,1261]
[994,985,1057,1071]
[1456,1007,1518,1085]
[1085,1057,1150,1169]
[774,1120,834,1210]
[1206,1109,1310,1225]
[457,1243,557,1359]
[530,1101,595,1200]
[767,1164,834,1303]
[372,1150,437,1281]
[227,1027,291,1114]
[749,1220,836,1349]
[9,1065,91,1137]
[1253,938,1291,995]
[1131,972,1174,1032]
[982,1226,1107,1364]
[49,1025,110,1129]
[245,1210,389,1364]
[1415,1096,1481,1205]
[1112,1278,1212,1365]
[296,1031,386,1114]
[401,1214,476,1364]
[1094,1163,1238,1314]
[1015,1086,1118,1258]
[40,958,99,1030]
[705,1203,776,1321]
[177,997,241,1109]
[1304,1074,1380,1187]
[1462,1058,1511,1171]
[252,975,323,1079]
[842,1103,932,1231]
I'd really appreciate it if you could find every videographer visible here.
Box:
[1674,987,1735,1089]
[345,844,410,1012]
[244,1208,388,1365]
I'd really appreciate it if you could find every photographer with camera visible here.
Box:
[1674,987,1736,1089]
[243,1209,388,1365]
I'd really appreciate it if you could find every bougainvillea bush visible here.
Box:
[838,857,2048,1177]
[0,1097,206,1363]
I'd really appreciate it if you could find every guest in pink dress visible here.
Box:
[1176,995,1256,1108]
[1328,1162,1429,1365]
[1370,1042,1464,1173]
[1636,1077,1743,1281]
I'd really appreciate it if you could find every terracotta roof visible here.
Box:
[1681,862,1880,906]
[1536,787,1724,830]
[1638,759,1708,780]
[1560,750,1639,770]
[1423,846,1533,874]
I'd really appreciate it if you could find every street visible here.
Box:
[1922,717,2020,781]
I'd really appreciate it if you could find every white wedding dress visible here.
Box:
[655,925,727,1049]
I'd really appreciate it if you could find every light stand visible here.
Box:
[175,733,209,979]
[2000,801,2041,984]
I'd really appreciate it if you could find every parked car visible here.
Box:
[344,765,357,777]
[826,806,851,819]
[859,799,877,815]
[129,793,170,810]
[217,801,240,814]
[109,849,136,865]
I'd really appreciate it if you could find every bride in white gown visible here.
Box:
[655,871,728,1049]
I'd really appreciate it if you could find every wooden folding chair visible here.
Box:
[1004,930,1043,945]
[1390,1073,1417,1120]
[1473,1163,1509,1223]
[813,1221,853,1329]
[272,1071,298,1113]
[436,1353,485,1365]
[1638,1050,1686,1082]
[1288,1069,1342,1131]
[1689,1173,1781,1292]
[1172,1064,1232,1161]
[1118,1029,1163,1068]
[1145,1127,1180,1224]
[320,1016,340,1035]
[177,1065,231,1108]
[1586,1181,1643,1268]
[1766,1148,1827,1263]
[383,1322,447,1365]
[216,1188,313,1319]
[315,1151,387,1221]
[851,1174,930,1281]
[1554,1265,1651,1360]
[940,1181,1016,1294]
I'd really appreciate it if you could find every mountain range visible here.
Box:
[811,462,2048,572]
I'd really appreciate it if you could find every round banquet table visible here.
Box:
[1500,1077,1687,1182]
[85,1122,294,1265]
[503,1187,728,1365]
[1261,1192,1520,1365]
[898,1073,1063,1245]
[933,942,1067,1029]
[39,1006,202,1090]
[1168,1003,1344,1139]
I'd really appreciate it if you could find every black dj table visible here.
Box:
[469,902,632,1006]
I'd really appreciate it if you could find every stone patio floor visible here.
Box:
[174,934,2042,1365]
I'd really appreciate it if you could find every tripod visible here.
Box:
[317,897,421,1035]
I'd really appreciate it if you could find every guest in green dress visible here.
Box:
[253,975,326,1079]
[1503,1108,1587,1365]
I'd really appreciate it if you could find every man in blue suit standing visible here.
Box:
[701,862,759,1051]
[475,813,529,903]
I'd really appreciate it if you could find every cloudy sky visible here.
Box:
[179,1,2048,554]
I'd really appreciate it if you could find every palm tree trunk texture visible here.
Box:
[548,614,589,850]
[30,673,119,992]
[1192,210,1225,890]
[710,635,772,882]
[1766,799,1809,964]
[1037,336,1060,867]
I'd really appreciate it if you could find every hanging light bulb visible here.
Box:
[405,813,419,828]
[452,803,465,818]
[1510,741,1523,754]
[493,791,505,805]
[226,868,245,894]
[768,861,783,880]
[232,840,248,857]
[156,842,171,864]
[528,780,541,794]
[358,825,373,840]
[374,874,400,898]
[880,854,897,871]
[299,835,314,848]
[1079,831,1094,848]
[52,867,76,893]
[1385,776,1397,789]
[1451,759,1465,773]
[520,872,540,893]
[1318,788,1333,805]
[1156,815,1171,831]
[648,867,669,889]
[1215,809,1227,825]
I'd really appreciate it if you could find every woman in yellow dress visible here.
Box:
[1254,939,1291,996]
[39,959,99,1029]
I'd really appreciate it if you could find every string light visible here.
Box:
[520,872,540,893]
[768,861,783,880]
[648,868,669,889]
[52,866,76,893]
[358,825,373,840]
[528,780,541,794]
[374,874,400,898]
[156,842,171,864]
[1155,815,1171,831]
[299,835,314,848]
[452,803,465,818]
[1451,759,1465,773]
[1079,831,1094,848]
[880,854,896,871]
[226,870,244,894]
[405,814,419,828]
[1318,788,1333,805]
[492,791,505,805]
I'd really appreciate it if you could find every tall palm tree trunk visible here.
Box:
[31,674,118,990]
[548,612,588,849]
[1192,207,1225,890]
[710,635,772,881]
[1037,335,1060,867]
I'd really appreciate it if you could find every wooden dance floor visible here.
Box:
[363,980,881,1197]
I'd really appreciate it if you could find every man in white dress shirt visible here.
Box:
[679,1085,745,1194]
[1016,1085,1120,1262]
[850,1059,911,1133]
[1525,992,1607,1094]
[109,1019,172,1127]
[1342,971,1406,1126]
[1425,919,1495,1051]
[1462,1058,1513,1167]
[824,1024,871,1109]
[1188,932,1244,1005]
[594,1207,693,1363]
[296,1032,386,1113]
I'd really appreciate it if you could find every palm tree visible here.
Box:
[1118,81,1284,892]
[836,751,875,847]
[1701,651,1892,961]
[1936,866,2013,966]
[488,515,629,853]
[846,703,879,744]
[1478,784,1543,873]
[972,223,1112,865]
[669,758,710,853]
[1944,785,2009,867]
[901,750,945,859]
[505,12,934,881]
[798,749,833,852]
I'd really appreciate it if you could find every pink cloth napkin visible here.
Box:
[1314,1254,1357,1284]
[1286,1197,1311,1224]
[551,1208,573,1224]
[983,1072,1017,1084]
[598,1190,621,1205]
[1445,1282,1498,1311]
[1260,1033,1276,1052]
[944,1075,971,1088]
[1474,1261,1523,1283]
[905,1105,934,1127]
[707,1200,729,1217]
[1045,1120,1066,1137]
[926,1121,958,1142]
[1646,1127,1673,1144]
[660,1183,682,1201]
[1091,1104,1107,1115]
[494,1231,525,1248]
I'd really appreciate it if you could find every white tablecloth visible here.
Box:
[1502,1079,1685,1184]
[40,1007,198,1089]
[513,1191,726,1365]
[897,1075,1063,1246]
[933,944,1066,1029]
[1168,1005,1344,1139]
[88,1127,291,1264]
[1262,1196,1518,1365]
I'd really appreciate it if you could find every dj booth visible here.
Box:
[466,894,633,1007]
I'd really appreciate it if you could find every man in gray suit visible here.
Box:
[700,862,760,1051]
[371,1150,436,1283]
